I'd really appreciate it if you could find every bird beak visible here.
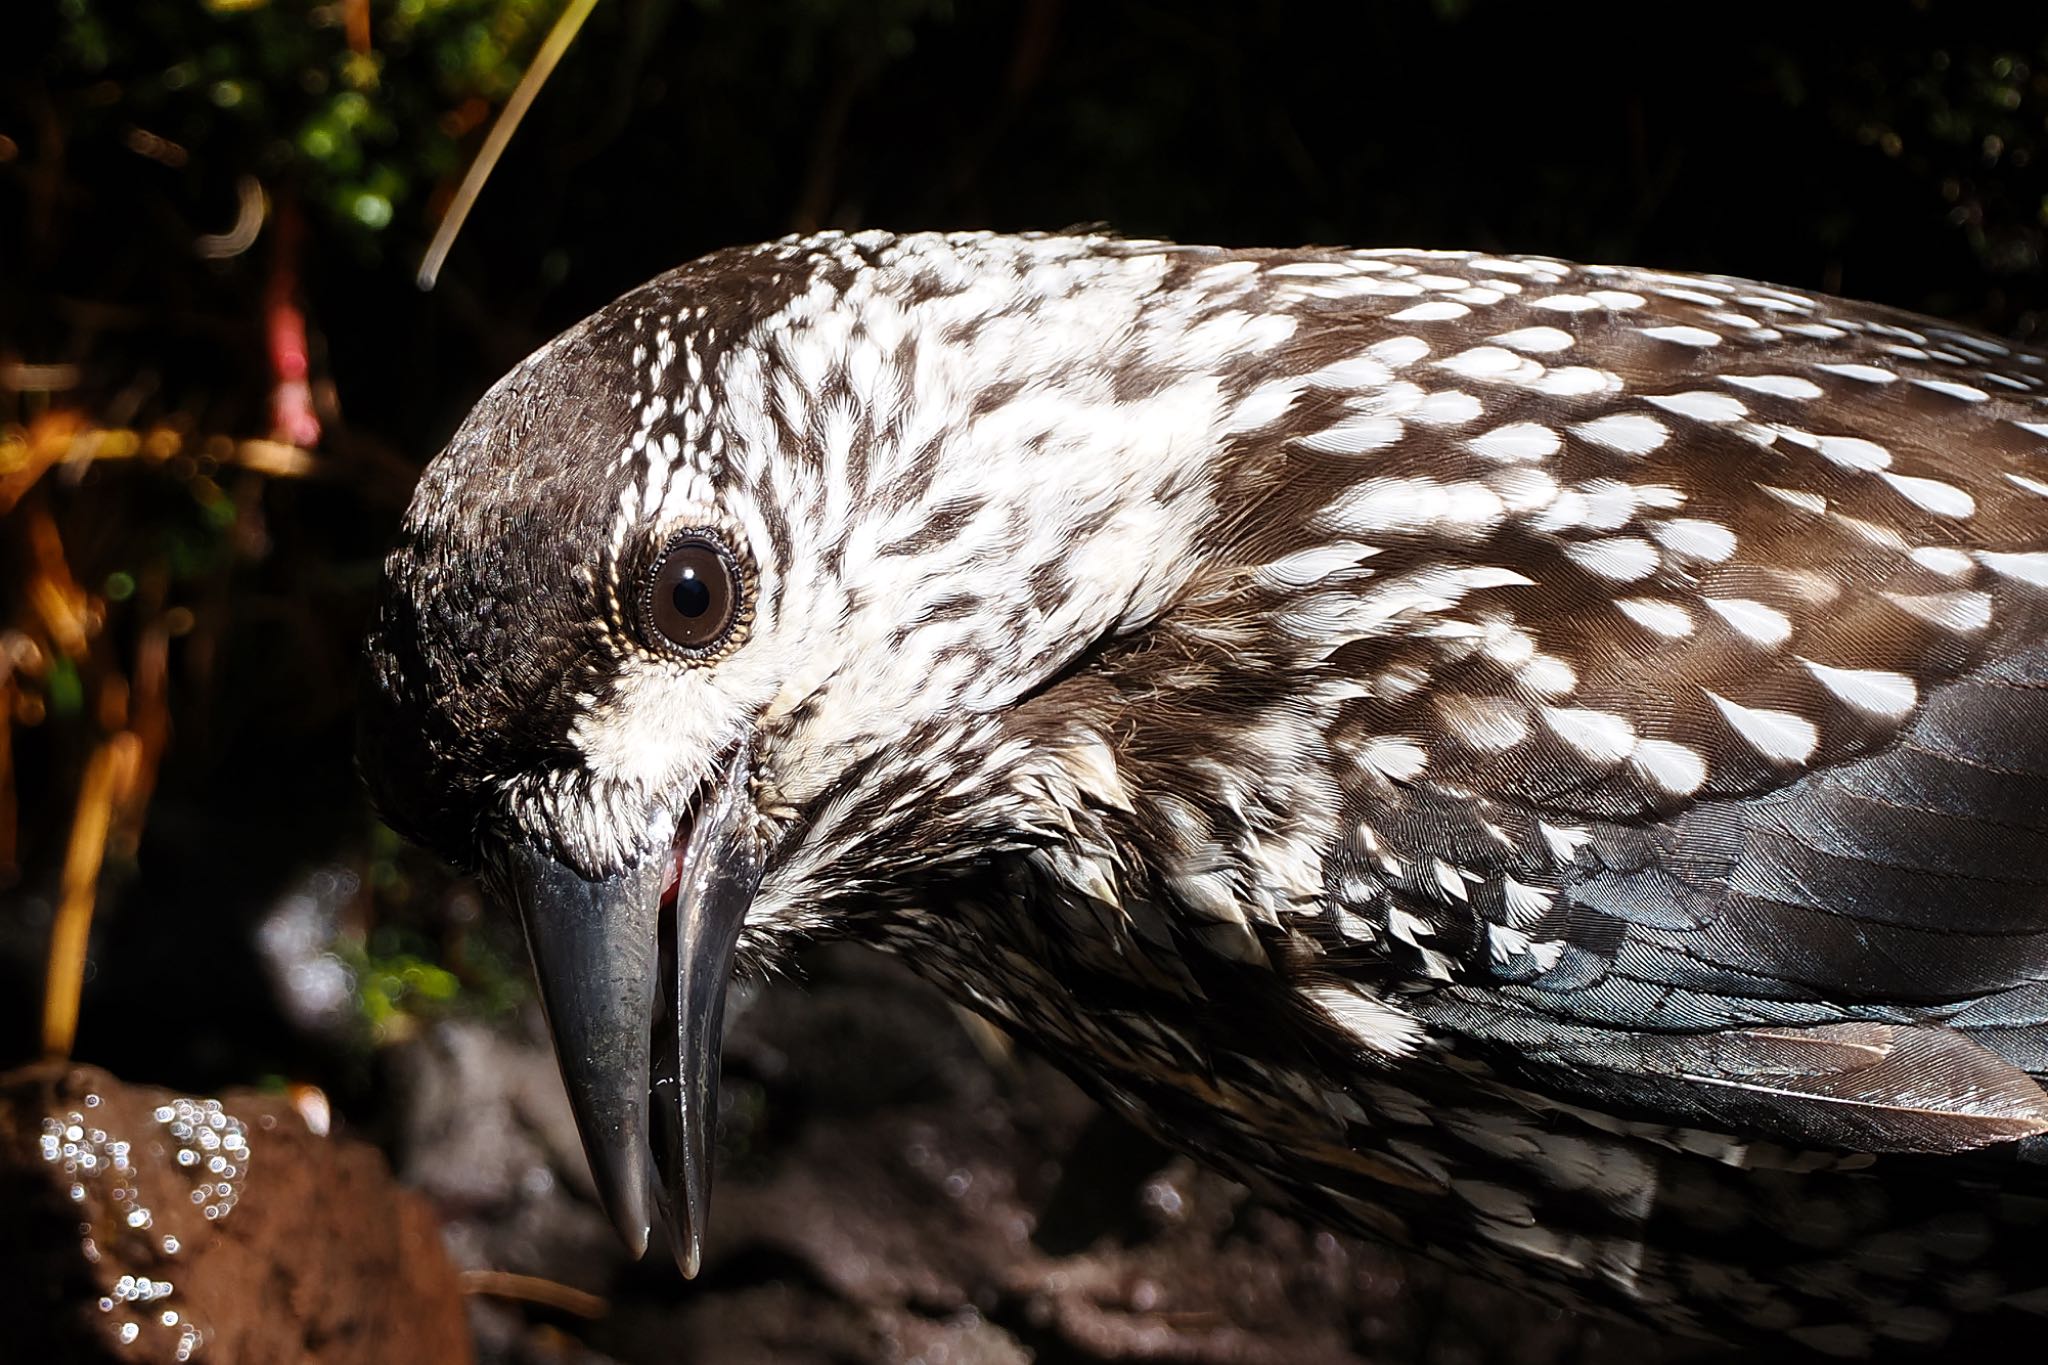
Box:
[496,748,764,1277]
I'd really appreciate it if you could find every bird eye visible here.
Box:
[646,533,744,657]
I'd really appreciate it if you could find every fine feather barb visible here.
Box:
[1664,1022,2048,1153]
[1427,993,2048,1156]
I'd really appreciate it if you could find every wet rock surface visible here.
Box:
[400,946,1712,1365]
[0,1062,472,1365]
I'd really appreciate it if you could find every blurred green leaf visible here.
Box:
[47,0,572,254]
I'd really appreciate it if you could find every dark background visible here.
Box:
[4,3,2047,1361]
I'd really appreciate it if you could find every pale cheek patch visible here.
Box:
[567,660,750,796]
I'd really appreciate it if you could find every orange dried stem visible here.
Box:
[344,0,372,55]
[458,1270,609,1319]
[41,731,141,1059]
[1,414,316,514]
[0,685,16,877]
[24,505,90,658]
[0,410,85,514]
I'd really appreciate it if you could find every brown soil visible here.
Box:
[0,1061,472,1365]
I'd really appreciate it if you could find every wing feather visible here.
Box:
[1196,254,2048,1148]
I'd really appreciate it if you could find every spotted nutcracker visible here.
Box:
[359,231,2048,1353]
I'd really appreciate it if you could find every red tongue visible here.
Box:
[659,822,688,908]
[663,810,696,908]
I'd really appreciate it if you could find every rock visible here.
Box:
[0,1062,473,1365]
[386,1012,619,1289]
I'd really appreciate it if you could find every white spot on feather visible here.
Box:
[1414,390,1485,425]
[1254,542,1378,589]
[1322,477,1506,534]
[1539,821,1594,863]
[1572,414,1669,455]
[1360,737,1429,782]
[1529,366,1622,397]
[1440,346,1543,381]
[1707,692,1818,762]
[1632,739,1707,795]
[1367,336,1432,368]
[1722,374,1822,400]
[1228,380,1302,431]
[1301,415,1405,454]
[1542,707,1636,763]
[1470,422,1561,462]
[1759,484,1829,515]
[1814,362,1897,384]
[1392,300,1471,322]
[1490,466,1561,513]
[1910,545,1974,575]
[1888,590,1994,633]
[1492,326,1575,353]
[1501,876,1555,928]
[1564,537,1661,581]
[1437,694,1530,752]
[1640,325,1721,347]
[1879,472,1976,518]
[1388,906,1433,946]
[1646,391,1747,423]
[1704,597,1793,646]
[1977,550,2048,587]
[1061,735,1137,813]
[1912,378,1989,403]
[1489,922,1536,966]
[1651,518,1737,562]
[1615,598,1694,637]
[1799,659,1917,717]
[1301,355,1396,390]
[1815,435,1893,472]
[1307,984,1426,1058]
[1519,655,1577,696]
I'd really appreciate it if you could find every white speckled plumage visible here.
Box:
[364,230,2048,1352]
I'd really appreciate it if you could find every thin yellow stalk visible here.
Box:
[41,732,141,1059]
[417,0,602,290]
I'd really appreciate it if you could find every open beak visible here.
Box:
[496,748,764,1277]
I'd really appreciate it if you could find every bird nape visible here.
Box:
[359,230,2048,1353]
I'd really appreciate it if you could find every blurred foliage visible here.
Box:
[341,922,528,1041]
[1827,44,2048,289]
[52,0,567,249]
[352,824,531,1041]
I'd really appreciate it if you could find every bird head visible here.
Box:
[359,231,1262,1273]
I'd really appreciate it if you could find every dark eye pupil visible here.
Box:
[647,535,742,654]
[671,571,711,618]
